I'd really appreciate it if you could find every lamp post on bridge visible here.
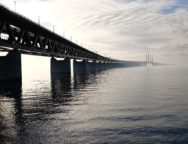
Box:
[13,0,16,12]
[38,16,40,25]
[52,15,89,50]
[53,25,55,33]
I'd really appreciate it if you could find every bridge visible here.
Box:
[0,4,146,81]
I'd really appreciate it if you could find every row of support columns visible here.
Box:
[0,50,123,81]
[51,58,120,75]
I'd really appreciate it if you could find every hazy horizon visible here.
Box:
[1,1,188,143]
[1,0,188,65]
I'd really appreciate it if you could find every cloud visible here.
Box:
[0,0,188,64]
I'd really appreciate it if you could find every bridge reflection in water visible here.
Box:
[0,66,107,144]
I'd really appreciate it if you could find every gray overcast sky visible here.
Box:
[1,0,188,64]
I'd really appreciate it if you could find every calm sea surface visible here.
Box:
[0,65,188,144]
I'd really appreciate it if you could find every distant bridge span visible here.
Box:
[0,4,119,62]
[0,4,146,81]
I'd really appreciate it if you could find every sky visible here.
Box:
[0,0,188,65]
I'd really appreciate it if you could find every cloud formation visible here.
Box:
[0,0,188,64]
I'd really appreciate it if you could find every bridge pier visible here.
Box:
[50,57,71,74]
[108,62,113,68]
[95,61,104,71]
[73,60,87,74]
[86,61,96,73]
[0,50,22,81]
[74,60,98,74]
[102,62,108,70]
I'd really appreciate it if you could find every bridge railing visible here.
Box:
[0,4,122,63]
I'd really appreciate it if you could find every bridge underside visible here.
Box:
[0,49,146,81]
[51,57,71,74]
[0,4,114,62]
[0,5,147,81]
[0,50,21,81]
[0,50,131,81]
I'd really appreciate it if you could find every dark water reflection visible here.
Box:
[1,66,188,143]
[0,80,22,97]
[0,80,22,144]
[51,74,72,103]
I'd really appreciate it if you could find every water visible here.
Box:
[0,65,188,144]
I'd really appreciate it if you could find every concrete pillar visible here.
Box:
[97,61,107,71]
[86,61,96,73]
[73,60,86,74]
[106,62,111,69]
[0,50,22,81]
[50,57,71,74]
[109,62,115,68]
[102,62,108,70]
[95,61,102,72]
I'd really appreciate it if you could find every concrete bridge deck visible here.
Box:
[0,4,116,62]
[0,4,147,81]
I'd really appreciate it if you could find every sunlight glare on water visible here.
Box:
[0,65,188,144]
